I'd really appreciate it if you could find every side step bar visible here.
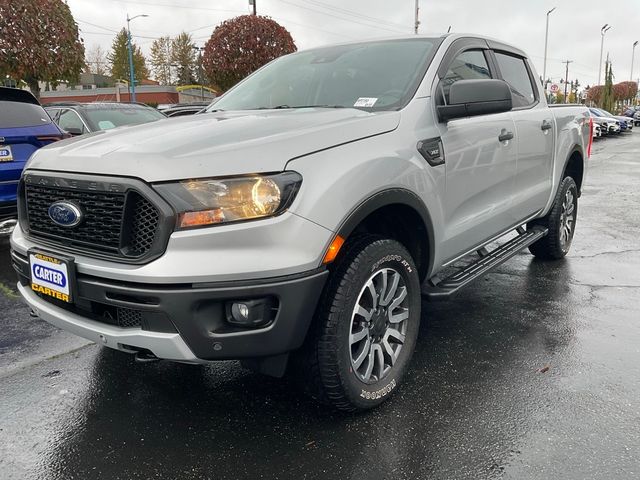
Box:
[422,226,548,301]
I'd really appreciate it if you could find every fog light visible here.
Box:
[227,298,276,328]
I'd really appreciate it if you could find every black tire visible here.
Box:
[298,235,421,411]
[528,176,578,260]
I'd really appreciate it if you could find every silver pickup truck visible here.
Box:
[11,34,591,411]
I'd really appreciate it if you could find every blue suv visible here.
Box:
[0,88,65,234]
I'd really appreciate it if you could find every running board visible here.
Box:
[422,226,548,301]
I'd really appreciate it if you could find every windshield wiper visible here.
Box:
[261,104,346,110]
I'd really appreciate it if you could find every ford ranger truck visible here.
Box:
[11,35,591,411]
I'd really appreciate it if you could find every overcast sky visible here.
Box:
[69,0,640,87]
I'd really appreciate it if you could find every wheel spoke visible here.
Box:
[373,343,385,380]
[381,272,400,306]
[350,326,368,345]
[362,345,375,381]
[353,338,370,369]
[382,338,398,365]
[389,308,408,324]
[386,328,405,344]
[566,203,574,215]
[387,286,407,312]
[366,280,378,310]
[355,304,373,321]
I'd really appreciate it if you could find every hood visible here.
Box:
[26,108,400,182]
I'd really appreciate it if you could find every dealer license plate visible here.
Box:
[29,251,75,303]
[0,145,13,162]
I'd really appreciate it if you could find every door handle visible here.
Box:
[498,130,514,142]
[541,120,553,131]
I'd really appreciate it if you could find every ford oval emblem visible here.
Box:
[48,201,83,227]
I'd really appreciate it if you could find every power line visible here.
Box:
[113,0,245,14]
[301,0,409,31]
[274,0,408,34]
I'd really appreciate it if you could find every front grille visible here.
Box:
[116,307,143,328]
[25,183,160,259]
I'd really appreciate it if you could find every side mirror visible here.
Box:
[437,79,512,122]
[64,127,84,136]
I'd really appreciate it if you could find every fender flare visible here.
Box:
[335,188,435,280]
[561,144,585,195]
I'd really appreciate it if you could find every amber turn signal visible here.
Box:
[322,235,345,264]
[178,209,225,228]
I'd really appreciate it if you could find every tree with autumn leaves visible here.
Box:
[203,15,296,92]
[0,0,85,99]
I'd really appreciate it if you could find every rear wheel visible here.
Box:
[528,176,578,260]
[299,236,421,411]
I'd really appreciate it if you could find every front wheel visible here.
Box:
[299,236,421,411]
[528,176,578,260]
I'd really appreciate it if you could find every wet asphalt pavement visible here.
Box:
[1,132,639,480]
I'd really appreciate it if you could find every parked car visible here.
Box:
[44,102,166,136]
[162,104,206,117]
[591,107,633,132]
[0,87,66,235]
[589,108,621,134]
[11,35,591,411]
[593,123,602,137]
[590,115,610,136]
[634,110,640,127]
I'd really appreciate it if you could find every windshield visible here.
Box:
[82,106,166,131]
[207,38,439,112]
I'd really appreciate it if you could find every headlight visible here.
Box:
[155,171,302,229]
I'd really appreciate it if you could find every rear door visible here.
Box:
[490,49,555,222]
[0,101,62,208]
[435,39,518,263]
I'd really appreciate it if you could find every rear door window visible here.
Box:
[0,101,52,128]
[494,52,536,108]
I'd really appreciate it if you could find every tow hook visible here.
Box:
[134,351,160,363]
[0,219,17,236]
[29,309,38,318]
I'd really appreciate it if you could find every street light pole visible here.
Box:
[543,7,556,95]
[126,13,149,103]
[631,41,638,81]
[598,24,611,85]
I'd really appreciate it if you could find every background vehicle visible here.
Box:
[589,108,621,134]
[44,102,166,136]
[594,123,602,137]
[592,107,633,131]
[0,87,65,235]
[11,35,591,411]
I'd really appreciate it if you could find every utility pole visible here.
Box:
[414,0,420,34]
[631,41,638,81]
[126,13,149,103]
[543,7,556,94]
[249,0,256,15]
[598,24,611,85]
[563,60,573,103]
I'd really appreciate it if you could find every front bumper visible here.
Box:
[13,250,329,362]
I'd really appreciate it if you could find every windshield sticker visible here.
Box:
[354,97,377,108]
[97,120,116,130]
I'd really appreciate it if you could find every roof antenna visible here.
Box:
[447,25,452,33]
